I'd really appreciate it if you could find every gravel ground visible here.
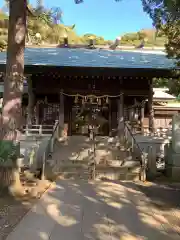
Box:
[0,197,32,240]
[0,173,51,240]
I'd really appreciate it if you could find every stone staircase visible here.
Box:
[19,134,52,170]
[50,136,141,181]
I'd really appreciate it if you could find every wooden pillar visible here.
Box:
[118,92,124,141]
[140,102,145,133]
[109,99,112,136]
[27,75,34,126]
[148,79,155,133]
[129,107,134,122]
[68,106,72,136]
[59,90,64,127]
[35,101,39,125]
[59,90,64,137]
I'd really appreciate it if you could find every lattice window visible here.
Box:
[42,103,59,124]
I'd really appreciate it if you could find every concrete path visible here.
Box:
[6,180,180,240]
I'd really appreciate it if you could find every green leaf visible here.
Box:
[0,141,20,165]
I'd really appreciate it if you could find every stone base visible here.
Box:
[166,166,180,182]
[166,152,180,167]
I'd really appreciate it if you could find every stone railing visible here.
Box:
[131,125,172,138]
[27,121,60,179]
[124,121,147,181]
[142,127,172,137]
[23,124,54,136]
[125,122,172,180]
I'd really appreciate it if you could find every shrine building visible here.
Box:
[0,49,178,136]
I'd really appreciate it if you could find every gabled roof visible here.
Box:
[153,88,175,101]
[0,48,178,70]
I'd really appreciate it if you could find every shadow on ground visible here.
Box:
[7,179,180,240]
[121,181,180,210]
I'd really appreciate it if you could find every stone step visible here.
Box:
[50,135,142,181]
[55,164,88,170]
[56,159,89,165]
[95,171,140,181]
[57,171,89,180]
[52,156,140,168]
[57,139,127,153]
[20,135,51,141]
[95,164,141,181]
[53,147,133,161]
[95,145,130,152]
[53,165,89,180]
[96,162,140,172]
[55,169,140,181]
[53,161,141,181]
[97,159,140,167]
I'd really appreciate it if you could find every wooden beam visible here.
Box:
[123,89,149,96]
[27,76,35,125]
[155,110,179,115]
[59,90,65,137]
[118,92,124,142]
[34,88,150,96]
[0,65,177,78]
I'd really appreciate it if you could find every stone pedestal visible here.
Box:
[165,144,180,181]
[147,146,157,180]
[165,114,180,181]
[172,114,180,153]
[166,166,180,181]
[129,108,134,122]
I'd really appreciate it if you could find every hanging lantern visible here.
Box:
[98,98,101,105]
[45,96,48,104]
[134,98,137,105]
[74,95,78,104]
[90,97,93,103]
[106,96,109,104]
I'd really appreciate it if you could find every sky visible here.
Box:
[0,0,153,40]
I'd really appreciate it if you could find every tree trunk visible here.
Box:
[0,0,27,195]
[0,164,22,195]
[0,166,13,189]
[1,0,27,141]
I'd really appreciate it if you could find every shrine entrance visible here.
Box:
[37,94,60,125]
[38,102,59,125]
[71,99,109,136]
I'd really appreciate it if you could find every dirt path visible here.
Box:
[5,180,180,240]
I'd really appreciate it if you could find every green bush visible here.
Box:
[0,141,20,166]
